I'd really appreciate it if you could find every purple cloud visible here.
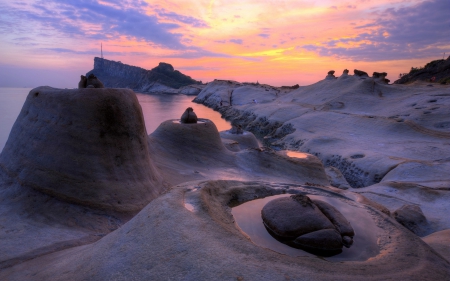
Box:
[258,33,270,38]
[229,39,243,44]
[304,0,450,61]
[0,0,206,50]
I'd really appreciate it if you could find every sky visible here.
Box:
[0,0,449,88]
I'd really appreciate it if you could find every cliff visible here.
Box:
[394,56,450,84]
[86,57,202,93]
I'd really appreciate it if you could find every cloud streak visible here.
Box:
[1,0,210,50]
[302,0,450,61]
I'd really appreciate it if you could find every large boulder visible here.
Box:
[0,86,163,212]
[393,204,430,236]
[262,195,335,239]
[261,194,355,252]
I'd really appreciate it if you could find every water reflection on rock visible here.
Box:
[232,194,380,261]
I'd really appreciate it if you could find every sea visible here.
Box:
[0,88,231,152]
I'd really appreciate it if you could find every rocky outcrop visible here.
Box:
[0,86,164,212]
[86,57,202,93]
[354,69,369,77]
[394,204,430,236]
[395,56,450,84]
[325,70,336,80]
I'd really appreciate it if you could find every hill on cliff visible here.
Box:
[86,58,201,91]
[394,55,450,84]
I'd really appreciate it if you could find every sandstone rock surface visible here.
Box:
[262,195,335,239]
[0,86,163,212]
[394,204,430,236]
[193,75,450,234]
[2,181,449,280]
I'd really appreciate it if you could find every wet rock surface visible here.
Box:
[261,194,354,253]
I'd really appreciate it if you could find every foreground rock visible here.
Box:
[394,204,430,236]
[0,87,166,269]
[0,87,164,212]
[422,229,450,262]
[262,194,354,252]
[1,181,449,280]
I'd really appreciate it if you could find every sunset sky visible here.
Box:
[0,0,449,88]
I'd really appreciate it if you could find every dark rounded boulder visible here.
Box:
[180,107,198,124]
[261,195,334,239]
[261,194,355,253]
[294,229,343,251]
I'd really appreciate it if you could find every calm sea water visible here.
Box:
[0,88,231,152]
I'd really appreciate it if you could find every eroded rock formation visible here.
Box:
[261,194,354,252]
[0,87,163,212]
[180,107,198,123]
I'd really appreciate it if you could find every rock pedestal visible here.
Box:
[0,87,163,212]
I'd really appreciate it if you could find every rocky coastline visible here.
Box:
[0,68,449,280]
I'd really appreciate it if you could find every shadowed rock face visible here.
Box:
[354,69,369,77]
[0,86,163,212]
[86,74,104,88]
[261,194,354,252]
[78,75,87,89]
[394,204,430,236]
[180,107,198,123]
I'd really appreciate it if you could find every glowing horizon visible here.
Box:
[0,0,449,88]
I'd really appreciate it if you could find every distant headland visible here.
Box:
[86,57,203,94]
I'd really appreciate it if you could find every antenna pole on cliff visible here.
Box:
[101,43,103,59]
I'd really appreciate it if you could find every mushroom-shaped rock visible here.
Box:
[354,69,369,77]
[86,73,104,88]
[180,107,198,124]
[261,195,335,239]
[0,86,163,212]
[294,229,343,252]
[373,72,387,79]
[394,204,430,236]
[326,70,336,80]
[78,75,87,89]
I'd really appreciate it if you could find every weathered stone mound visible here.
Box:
[220,129,260,151]
[261,194,354,252]
[149,118,233,164]
[394,204,430,236]
[0,86,163,212]
[395,56,450,84]
[86,57,201,91]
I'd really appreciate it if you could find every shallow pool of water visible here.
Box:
[231,194,381,261]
